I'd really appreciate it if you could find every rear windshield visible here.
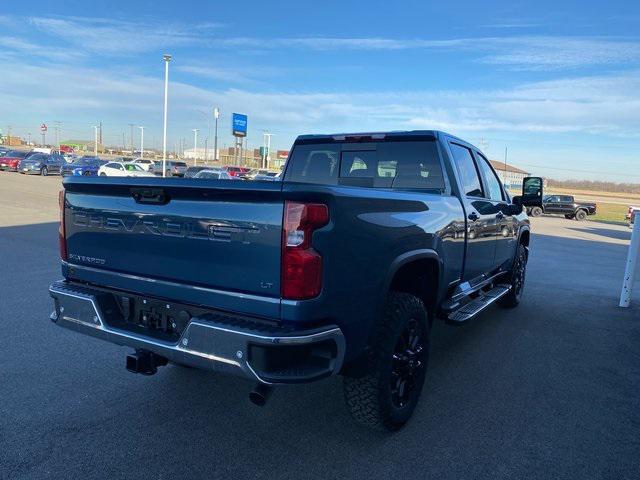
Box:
[7,150,28,157]
[284,140,445,191]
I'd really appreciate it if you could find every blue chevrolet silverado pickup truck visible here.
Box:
[49,130,542,430]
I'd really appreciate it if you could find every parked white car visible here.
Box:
[194,169,233,179]
[131,158,156,172]
[98,162,155,177]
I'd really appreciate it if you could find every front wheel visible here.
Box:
[343,292,430,431]
[530,206,543,217]
[499,243,528,308]
[99,172,106,176]
[40,167,48,176]
[575,209,587,221]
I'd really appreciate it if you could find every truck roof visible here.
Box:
[294,130,479,150]
[294,130,439,142]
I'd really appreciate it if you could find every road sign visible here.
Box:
[232,113,247,137]
[40,123,48,133]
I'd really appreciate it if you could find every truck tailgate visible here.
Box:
[62,178,284,308]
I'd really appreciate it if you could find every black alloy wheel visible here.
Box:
[391,318,427,409]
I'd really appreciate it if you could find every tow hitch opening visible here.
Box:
[126,349,168,375]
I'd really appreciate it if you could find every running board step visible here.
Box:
[446,285,511,324]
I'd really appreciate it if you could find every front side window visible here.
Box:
[450,143,483,197]
[476,154,504,201]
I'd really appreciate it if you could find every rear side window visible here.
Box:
[285,141,444,191]
[450,143,483,197]
[285,145,340,185]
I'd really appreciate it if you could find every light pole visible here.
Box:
[93,126,98,156]
[139,126,145,159]
[162,54,172,177]
[213,107,219,162]
[263,132,273,169]
[192,128,199,166]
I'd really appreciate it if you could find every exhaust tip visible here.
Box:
[249,383,273,407]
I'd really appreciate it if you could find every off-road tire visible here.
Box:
[575,209,587,221]
[343,292,430,431]
[530,206,543,217]
[499,243,528,308]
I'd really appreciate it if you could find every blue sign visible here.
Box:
[232,113,248,137]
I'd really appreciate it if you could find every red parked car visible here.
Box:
[0,150,31,171]
[223,166,251,177]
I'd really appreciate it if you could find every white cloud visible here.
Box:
[27,16,213,55]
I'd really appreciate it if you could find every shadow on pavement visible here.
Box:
[567,225,632,241]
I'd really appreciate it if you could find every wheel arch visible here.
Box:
[384,249,443,316]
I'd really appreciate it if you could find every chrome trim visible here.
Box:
[450,270,505,302]
[49,282,344,385]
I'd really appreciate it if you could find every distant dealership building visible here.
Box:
[489,160,530,189]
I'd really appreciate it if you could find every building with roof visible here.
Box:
[489,160,530,189]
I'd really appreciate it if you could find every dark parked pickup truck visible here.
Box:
[528,194,596,220]
[49,130,540,430]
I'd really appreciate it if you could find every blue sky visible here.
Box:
[0,0,639,180]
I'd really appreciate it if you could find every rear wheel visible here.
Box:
[40,166,48,176]
[343,292,430,431]
[99,172,106,176]
[575,209,587,221]
[83,171,92,176]
[499,243,528,308]
[530,206,543,217]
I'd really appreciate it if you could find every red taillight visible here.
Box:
[58,190,68,261]
[281,201,329,300]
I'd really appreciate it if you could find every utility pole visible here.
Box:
[93,126,98,156]
[129,123,135,154]
[192,128,199,166]
[162,54,172,177]
[99,121,103,145]
[139,126,145,159]
[213,107,219,162]
[504,146,508,186]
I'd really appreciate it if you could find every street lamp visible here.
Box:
[139,126,145,159]
[162,54,172,177]
[192,128,199,166]
[213,107,220,162]
[93,126,98,156]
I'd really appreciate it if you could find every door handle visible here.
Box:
[467,212,479,221]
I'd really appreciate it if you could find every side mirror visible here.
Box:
[509,196,524,215]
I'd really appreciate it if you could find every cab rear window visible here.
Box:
[284,140,445,192]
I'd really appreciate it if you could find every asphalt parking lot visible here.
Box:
[1,171,639,480]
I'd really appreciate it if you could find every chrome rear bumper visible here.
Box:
[49,281,345,384]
